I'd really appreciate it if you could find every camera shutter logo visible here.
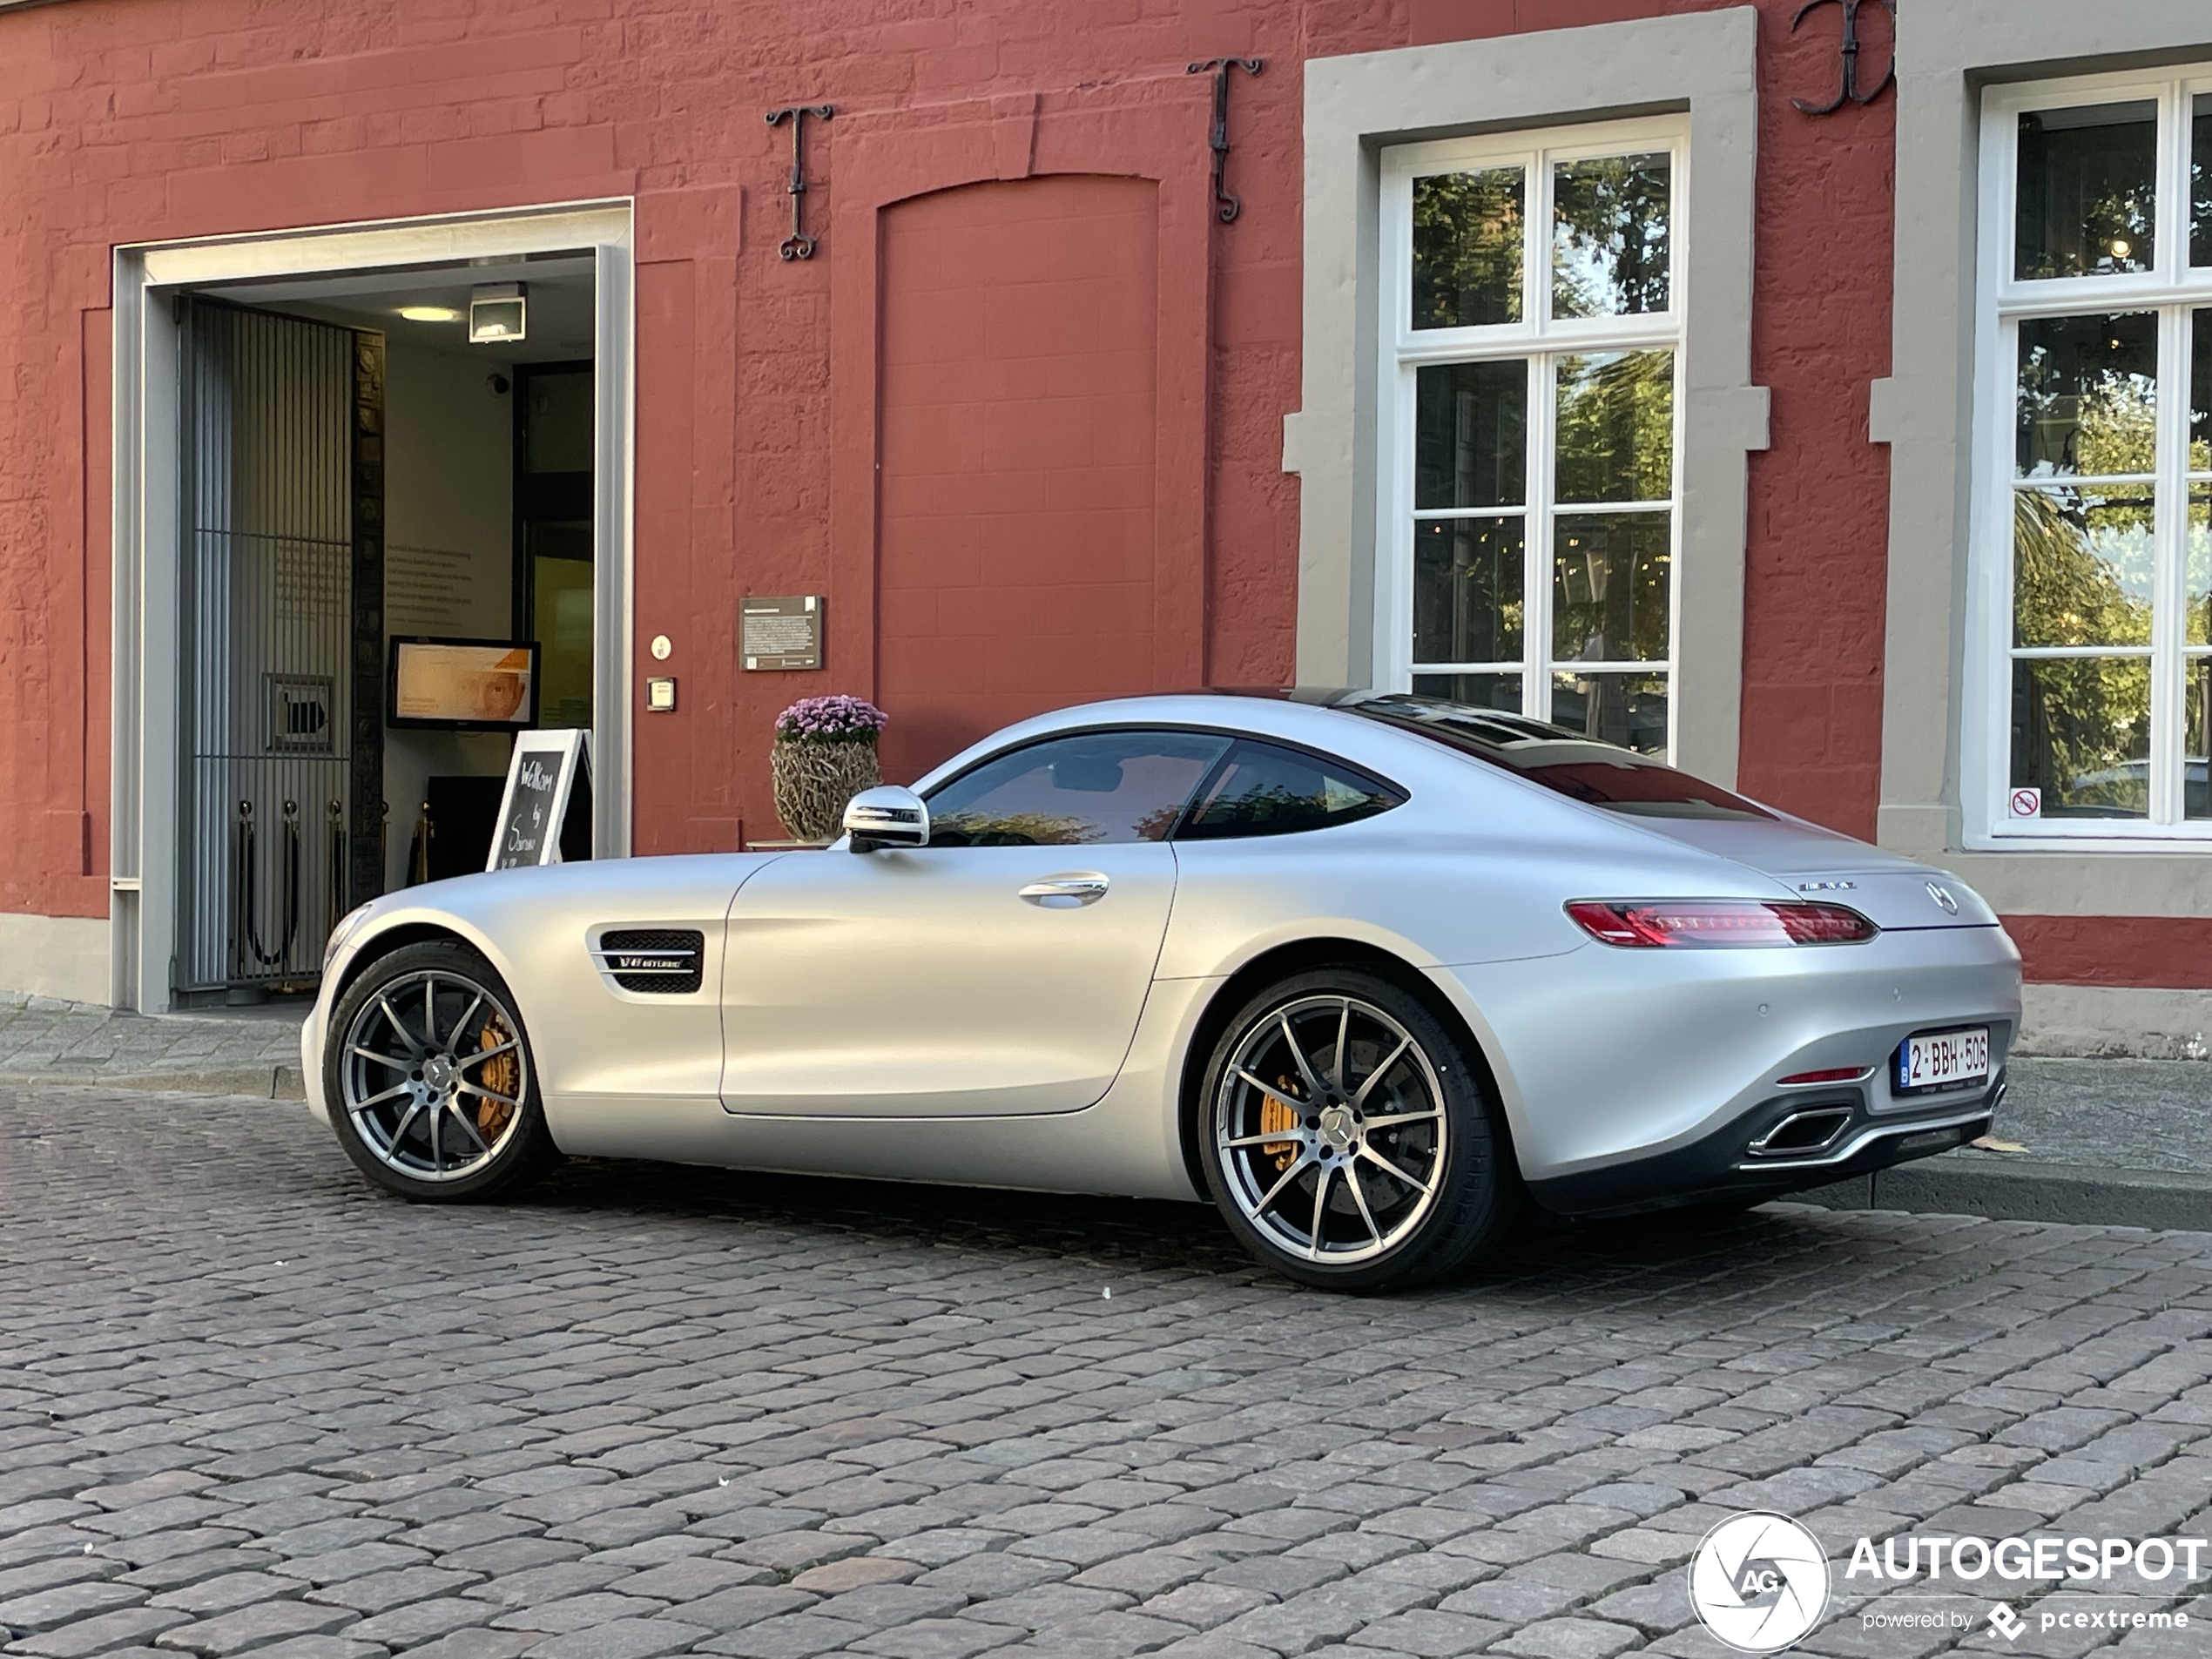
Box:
[1690,1514,1831,1652]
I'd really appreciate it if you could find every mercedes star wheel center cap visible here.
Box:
[422,1055,455,1090]
[1318,1103,1357,1150]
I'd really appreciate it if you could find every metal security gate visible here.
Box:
[175,298,377,996]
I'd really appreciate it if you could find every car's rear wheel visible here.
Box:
[1196,968,1517,1291]
[325,940,559,1201]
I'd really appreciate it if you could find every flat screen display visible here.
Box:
[388,638,540,731]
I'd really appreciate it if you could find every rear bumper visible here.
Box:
[1527,1071,2006,1218]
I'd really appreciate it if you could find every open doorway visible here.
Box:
[163,255,601,1003]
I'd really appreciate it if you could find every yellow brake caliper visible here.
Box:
[475,1016,519,1141]
[1261,1074,1301,1171]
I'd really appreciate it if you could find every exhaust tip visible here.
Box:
[1749,1107,1854,1157]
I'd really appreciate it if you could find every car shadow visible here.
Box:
[509,1154,1925,1303]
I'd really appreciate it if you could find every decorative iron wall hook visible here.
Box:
[765,104,836,259]
[1186,57,1263,223]
[1790,0,1895,115]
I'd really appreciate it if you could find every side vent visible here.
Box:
[593,929,705,995]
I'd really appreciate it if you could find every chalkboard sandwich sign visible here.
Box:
[489,729,592,871]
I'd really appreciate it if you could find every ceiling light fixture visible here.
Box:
[396,305,462,323]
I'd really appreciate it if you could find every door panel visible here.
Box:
[719,843,1178,1117]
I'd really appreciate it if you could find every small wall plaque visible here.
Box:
[741,595,824,671]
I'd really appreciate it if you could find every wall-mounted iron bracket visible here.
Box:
[766,103,836,258]
[1790,0,1894,115]
[1186,57,1263,223]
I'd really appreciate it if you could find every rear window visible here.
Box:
[1177,739,1404,840]
[1341,694,1771,820]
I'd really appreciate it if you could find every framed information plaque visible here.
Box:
[741,595,823,671]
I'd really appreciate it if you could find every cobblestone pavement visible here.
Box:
[3,1085,2211,1659]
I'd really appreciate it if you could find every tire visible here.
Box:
[1195,968,1519,1291]
[324,939,561,1202]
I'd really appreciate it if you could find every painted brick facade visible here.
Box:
[1,0,2188,1002]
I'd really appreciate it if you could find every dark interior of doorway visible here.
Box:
[175,259,598,1001]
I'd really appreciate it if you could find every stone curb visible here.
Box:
[0,1064,306,1102]
[1797,1156,2212,1231]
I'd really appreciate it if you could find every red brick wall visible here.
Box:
[1,0,1898,919]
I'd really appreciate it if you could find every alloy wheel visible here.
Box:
[339,968,529,1183]
[1212,993,1447,1265]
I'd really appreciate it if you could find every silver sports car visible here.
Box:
[305,691,2020,1290]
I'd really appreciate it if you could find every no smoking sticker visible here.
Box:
[2009,787,2041,819]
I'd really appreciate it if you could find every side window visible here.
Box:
[925,731,1231,847]
[1176,740,1406,840]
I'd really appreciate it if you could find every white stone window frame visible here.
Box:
[1377,118,1689,752]
[1288,8,1767,791]
[1964,68,2212,846]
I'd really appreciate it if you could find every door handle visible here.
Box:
[1018,875,1109,907]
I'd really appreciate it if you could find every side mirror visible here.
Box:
[844,785,929,853]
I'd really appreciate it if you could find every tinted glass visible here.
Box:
[2195,310,2211,471]
[1552,152,1672,319]
[2012,488,2154,648]
[2016,102,2156,280]
[1556,351,1674,503]
[2015,313,2157,477]
[926,732,1229,846]
[1413,168,1525,329]
[1414,516,1523,666]
[1177,741,1404,841]
[1415,360,1527,509]
[1345,693,1769,819]
[2196,95,2211,267]
[2011,657,2150,818]
[1553,514,1669,663]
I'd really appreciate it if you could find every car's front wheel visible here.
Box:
[325,940,560,1201]
[1196,968,1517,1291]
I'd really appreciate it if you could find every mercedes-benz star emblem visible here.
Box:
[1925,881,1960,915]
[1689,1513,1830,1652]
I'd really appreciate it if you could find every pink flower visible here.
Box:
[776,695,888,745]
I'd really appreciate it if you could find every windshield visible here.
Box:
[1334,693,1772,820]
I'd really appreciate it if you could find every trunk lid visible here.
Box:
[1617,815,2000,930]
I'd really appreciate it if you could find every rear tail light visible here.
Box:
[1777,1066,1866,1085]
[1566,900,1878,948]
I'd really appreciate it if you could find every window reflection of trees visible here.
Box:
[1413,170,1524,328]
[1553,154,1671,319]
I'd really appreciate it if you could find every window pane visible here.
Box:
[2013,488,2155,647]
[2016,313,2157,477]
[926,732,1230,846]
[1177,740,1404,841]
[1414,516,1523,666]
[2195,94,2211,268]
[2188,658,2212,819]
[1552,152,1672,319]
[1555,351,1674,503]
[2015,102,2156,280]
[1553,513,1670,663]
[1551,670,1668,755]
[1412,672,1521,712]
[1413,169,1525,329]
[2010,657,2150,818]
[2188,490,2212,646]
[2194,311,2211,473]
[1415,361,1527,509]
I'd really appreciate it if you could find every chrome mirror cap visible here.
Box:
[844,785,929,852]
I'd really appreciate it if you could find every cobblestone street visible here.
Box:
[3,1085,2209,1659]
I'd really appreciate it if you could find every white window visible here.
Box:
[1973,71,2212,842]
[1376,118,1685,756]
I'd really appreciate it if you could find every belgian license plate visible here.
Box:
[1896,1027,1990,1094]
